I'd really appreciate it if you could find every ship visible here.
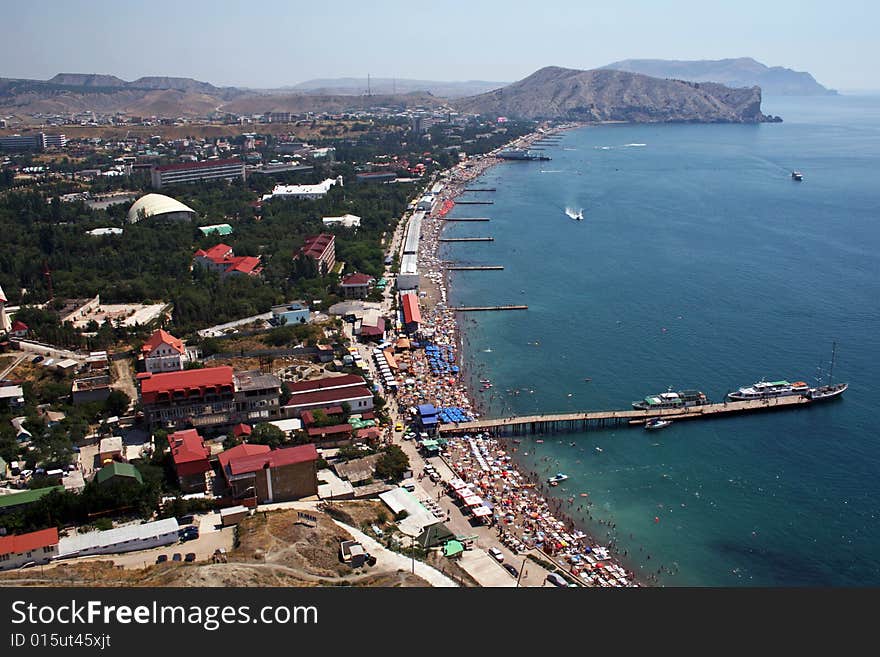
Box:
[791,171,804,181]
[632,388,708,410]
[498,148,551,162]
[727,380,810,401]
[807,342,848,401]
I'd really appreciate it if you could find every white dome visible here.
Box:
[127,193,195,223]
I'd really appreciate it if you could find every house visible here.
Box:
[141,329,187,373]
[270,302,310,326]
[417,404,439,436]
[167,429,212,493]
[8,320,28,339]
[193,244,262,278]
[234,371,283,423]
[97,436,124,465]
[340,273,374,300]
[400,292,422,334]
[223,444,319,503]
[322,213,361,229]
[0,486,65,516]
[71,375,111,404]
[138,366,236,430]
[95,461,143,486]
[0,384,25,409]
[217,443,270,496]
[84,351,110,373]
[283,375,374,417]
[296,233,335,275]
[0,528,59,572]
[10,417,31,443]
[56,518,179,559]
[356,310,385,342]
[306,423,353,446]
[339,539,368,567]
[232,423,252,440]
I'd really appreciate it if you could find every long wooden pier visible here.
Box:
[447,265,504,271]
[463,188,496,192]
[439,237,494,242]
[438,395,818,435]
[455,201,494,205]
[444,217,490,222]
[454,305,528,312]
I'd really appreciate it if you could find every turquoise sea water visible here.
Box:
[441,96,880,586]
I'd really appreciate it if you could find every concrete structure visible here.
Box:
[297,233,335,275]
[234,371,283,423]
[167,429,212,493]
[220,505,250,526]
[264,176,342,200]
[193,243,262,278]
[98,436,124,465]
[56,518,180,559]
[322,213,361,229]
[0,133,66,152]
[339,539,368,567]
[416,194,435,212]
[150,158,245,189]
[138,367,236,430]
[141,328,187,373]
[71,375,112,404]
[127,193,196,223]
[356,171,396,183]
[0,528,59,571]
[223,444,319,503]
[398,253,419,291]
[340,273,374,299]
[283,375,374,417]
[267,418,304,437]
[0,384,25,408]
[271,302,310,326]
[378,488,441,537]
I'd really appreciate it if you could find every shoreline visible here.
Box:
[406,122,645,586]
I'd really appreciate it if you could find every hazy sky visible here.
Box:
[2,0,877,90]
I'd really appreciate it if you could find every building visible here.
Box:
[0,384,25,409]
[193,244,262,278]
[198,223,233,237]
[234,371,283,423]
[0,486,64,516]
[283,374,374,417]
[8,320,28,339]
[167,429,212,493]
[0,528,59,572]
[271,302,310,326]
[0,133,66,152]
[356,171,396,183]
[0,283,10,333]
[322,213,361,229]
[138,366,236,430]
[340,273,374,299]
[217,442,270,498]
[297,233,335,275]
[400,292,422,333]
[356,309,385,342]
[71,375,112,404]
[98,436,124,465]
[339,539,368,567]
[416,194,435,212]
[95,461,143,486]
[84,351,110,373]
[398,254,419,291]
[150,158,245,189]
[141,328,187,373]
[56,518,179,559]
[264,176,342,200]
[223,444,319,503]
[127,193,196,223]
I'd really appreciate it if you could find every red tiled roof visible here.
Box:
[341,273,373,286]
[0,527,59,556]
[154,158,242,172]
[286,386,373,409]
[300,233,334,259]
[141,328,185,355]
[286,375,366,395]
[232,423,252,437]
[196,243,234,261]
[10,320,28,332]
[227,444,318,476]
[140,366,234,405]
[306,423,352,437]
[401,293,421,325]
[225,256,262,275]
[360,317,385,336]
[167,429,210,465]
[218,442,270,473]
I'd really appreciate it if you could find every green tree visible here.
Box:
[250,423,286,449]
[104,390,131,417]
[374,445,410,482]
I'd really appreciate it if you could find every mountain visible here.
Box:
[601,58,836,96]
[128,76,221,94]
[47,73,128,88]
[291,77,507,98]
[454,66,779,123]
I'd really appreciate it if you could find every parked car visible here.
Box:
[155,554,168,564]
[546,572,568,587]
[503,563,519,578]
[179,527,199,542]
[172,553,182,562]
[31,355,44,364]
[184,553,196,563]
[488,547,504,563]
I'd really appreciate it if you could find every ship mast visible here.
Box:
[828,341,837,386]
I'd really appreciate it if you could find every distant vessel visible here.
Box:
[499,148,551,161]
[632,389,708,410]
[727,380,809,401]
[565,207,584,221]
[548,473,569,486]
[792,171,804,181]
[808,342,848,401]
[645,418,673,431]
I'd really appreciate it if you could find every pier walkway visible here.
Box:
[438,395,815,435]
[439,237,494,242]
[453,305,528,312]
[444,217,490,222]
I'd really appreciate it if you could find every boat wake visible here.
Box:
[540,169,563,173]
[624,143,647,147]
[565,207,584,221]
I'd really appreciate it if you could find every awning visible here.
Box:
[443,540,464,557]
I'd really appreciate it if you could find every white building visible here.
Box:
[263,176,343,200]
[141,328,187,373]
[56,518,180,559]
[150,158,245,189]
[0,528,59,571]
[322,213,361,229]
[127,194,196,223]
[0,283,10,333]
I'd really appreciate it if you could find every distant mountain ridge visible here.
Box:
[454,66,779,123]
[601,58,836,96]
[291,77,508,98]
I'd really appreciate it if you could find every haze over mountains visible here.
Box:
[289,78,507,98]
[601,57,836,96]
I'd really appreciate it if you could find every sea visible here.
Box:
[440,95,880,586]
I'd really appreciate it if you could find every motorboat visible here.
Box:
[645,418,673,431]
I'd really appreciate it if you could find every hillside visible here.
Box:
[602,58,836,96]
[291,77,507,98]
[454,66,779,123]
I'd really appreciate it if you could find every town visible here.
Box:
[0,97,635,588]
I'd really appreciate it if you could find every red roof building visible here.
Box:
[0,528,59,571]
[284,375,374,417]
[167,429,212,493]
[400,293,422,331]
[297,233,335,274]
[232,423,252,438]
[142,328,185,356]
[193,244,262,278]
[286,374,367,395]
[218,442,271,484]
[139,366,235,430]
[340,272,374,299]
[141,328,187,373]
[224,444,319,503]
[9,320,28,338]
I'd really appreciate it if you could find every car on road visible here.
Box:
[155,554,168,564]
[503,563,519,578]
[179,526,199,542]
[184,553,196,563]
[488,547,504,563]
[172,553,182,562]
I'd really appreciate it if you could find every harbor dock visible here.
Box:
[439,395,821,435]
[439,237,494,242]
[446,266,504,271]
[444,217,490,222]
[453,305,528,312]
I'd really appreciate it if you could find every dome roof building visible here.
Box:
[127,194,196,223]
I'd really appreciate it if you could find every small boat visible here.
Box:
[791,171,804,181]
[548,473,569,485]
[645,418,673,431]
[595,446,603,453]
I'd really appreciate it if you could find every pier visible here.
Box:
[463,188,496,192]
[439,237,494,242]
[455,200,494,205]
[439,395,819,435]
[453,305,528,312]
[444,217,490,222]
[446,265,504,271]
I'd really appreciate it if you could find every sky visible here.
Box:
[2,0,878,91]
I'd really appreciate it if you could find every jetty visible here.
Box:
[444,217,490,222]
[455,200,494,205]
[439,395,820,435]
[453,305,528,312]
[463,188,496,192]
[439,237,494,242]
[446,266,504,271]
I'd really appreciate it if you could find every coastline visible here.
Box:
[408,122,644,587]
